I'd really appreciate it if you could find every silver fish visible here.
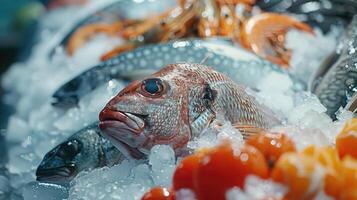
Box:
[36,122,124,183]
[52,39,286,108]
[312,16,357,119]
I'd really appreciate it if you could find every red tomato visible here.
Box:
[173,153,203,191]
[194,142,269,200]
[336,119,357,159]
[141,187,173,200]
[246,132,296,167]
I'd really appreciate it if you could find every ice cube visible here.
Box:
[149,145,176,186]
[226,187,250,200]
[226,176,287,200]
[175,189,197,200]
[244,176,287,199]
[217,121,244,145]
[6,116,31,143]
[22,181,68,200]
[286,28,339,83]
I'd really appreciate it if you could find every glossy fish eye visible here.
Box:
[58,139,82,159]
[141,78,164,97]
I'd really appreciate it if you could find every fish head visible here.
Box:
[36,138,83,183]
[99,63,217,156]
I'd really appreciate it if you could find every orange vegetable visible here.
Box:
[172,151,205,191]
[336,118,357,159]
[339,156,357,200]
[272,146,344,200]
[271,152,320,200]
[141,187,174,200]
[303,146,343,199]
[246,132,296,168]
[194,142,269,200]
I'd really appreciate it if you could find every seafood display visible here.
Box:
[0,0,356,199]
[65,0,314,67]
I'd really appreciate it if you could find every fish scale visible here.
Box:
[315,42,357,118]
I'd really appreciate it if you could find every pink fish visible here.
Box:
[99,63,280,158]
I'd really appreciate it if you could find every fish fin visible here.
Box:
[191,109,216,137]
[231,124,264,139]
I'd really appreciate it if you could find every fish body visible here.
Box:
[36,122,124,183]
[312,17,357,118]
[99,63,280,157]
[52,39,285,108]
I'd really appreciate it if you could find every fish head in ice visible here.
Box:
[99,63,219,157]
[36,128,103,183]
[36,139,83,183]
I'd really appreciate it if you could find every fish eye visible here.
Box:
[58,139,82,159]
[140,78,165,97]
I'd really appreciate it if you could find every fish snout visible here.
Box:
[36,139,82,183]
[99,107,147,149]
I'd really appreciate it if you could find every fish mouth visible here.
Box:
[36,164,76,183]
[99,107,147,158]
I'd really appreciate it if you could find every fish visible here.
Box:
[256,0,357,33]
[99,63,281,157]
[311,16,357,119]
[52,39,286,108]
[36,122,124,183]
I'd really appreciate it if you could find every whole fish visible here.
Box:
[312,16,357,119]
[99,63,281,157]
[52,39,285,108]
[36,122,124,183]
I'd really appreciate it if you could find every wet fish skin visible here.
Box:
[257,0,357,33]
[36,122,124,183]
[99,63,281,157]
[52,39,283,108]
[313,17,357,119]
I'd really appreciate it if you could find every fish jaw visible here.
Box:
[99,107,147,158]
[36,163,77,183]
[36,147,79,183]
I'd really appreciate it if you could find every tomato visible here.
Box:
[246,132,296,168]
[173,152,204,191]
[141,187,174,200]
[339,156,357,200]
[336,119,357,159]
[272,146,343,200]
[271,152,318,200]
[194,142,269,200]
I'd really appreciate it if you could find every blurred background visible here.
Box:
[0,0,87,129]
